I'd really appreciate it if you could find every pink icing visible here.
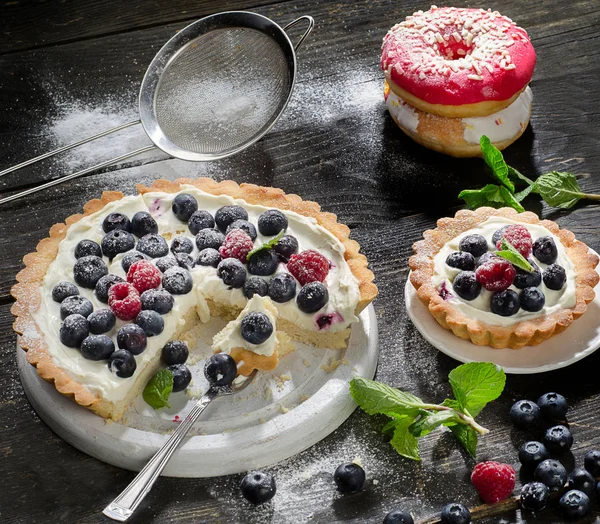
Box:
[380,6,536,106]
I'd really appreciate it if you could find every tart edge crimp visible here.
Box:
[11,178,378,418]
[409,207,599,349]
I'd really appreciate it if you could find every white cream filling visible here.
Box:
[432,217,576,327]
[33,186,360,402]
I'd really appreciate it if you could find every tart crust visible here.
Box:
[11,178,377,419]
[409,207,599,349]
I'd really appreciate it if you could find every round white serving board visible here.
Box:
[405,262,600,374]
[18,305,378,477]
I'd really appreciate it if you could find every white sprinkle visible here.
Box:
[504,63,516,70]
[467,74,483,81]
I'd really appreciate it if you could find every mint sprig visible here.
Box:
[246,230,284,262]
[143,368,174,409]
[350,362,506,460]
[496,238,533,272]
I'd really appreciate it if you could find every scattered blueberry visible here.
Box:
[141,289,174,314]
[241,312,273,345]
[584,450,600,477]
[452,271,481,301]
[492,226,510,245]
[519,441,550,468]
[204,353,237,387]
[258,209,288,236]
[333,463,365,493]
[170,236,194,254]
[116,324,147,355]
[196,248,221,268]
[268,273,296,303]
[73,255,108,288]
[446,252,475,271]
[513,262,542,289]
[188,210,215,235]
[60,295,93,320]
[520,482,550,512]
[559,490,590,520]
[74,239,102,259]
[533,236,558,265]
[175,252,195,270]
[108,350,137,378]
[440,503,471,524]
[227,219,257,241]
[297,282,329,313]
[534,459,568,492]
[172,193,198,222]
[59,314,89,348]
[168,364,192,392]
[52,281,79,303]
[94,274,124,303]
[543,425,573,454]
[543,264,566,291]
[217,258,247,288]
[121,250,147,273]
[537,392,568,421]
[130,211,158,238]
[102,212,131,233]
[195,228,225,251]
[568,468,595,498]
[383,510,414,524]
[459,234,488,257]
[519,287,545,312]
[88,309,116,334]
[136,310,164,336]
[240,471,276,504]
[162,266,193,294]
[490,289,520,316]
[162,341,189,366]
[155,256,178,273]
[247,249,279,276]
[101,229,135,259]
[80,335,115,361]
[137,233,169,258]
[273,234,299,261]
[215,205,248,232]
[509,400,541,428]
[243,277,269,298]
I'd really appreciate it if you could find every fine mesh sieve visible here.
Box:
[0,12,314,205]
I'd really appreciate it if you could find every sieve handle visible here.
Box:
[283,15,315,51]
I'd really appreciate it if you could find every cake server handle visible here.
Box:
[102,388,219,522]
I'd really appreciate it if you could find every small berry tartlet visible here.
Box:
[409,207,599,348]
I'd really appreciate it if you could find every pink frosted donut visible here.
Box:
[381,6,536,118]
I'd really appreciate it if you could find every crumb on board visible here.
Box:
[321,358,349,373]
[352,457,362,467]
[300,394,310,403]
[303,359,311,367]
[280,405,290,414]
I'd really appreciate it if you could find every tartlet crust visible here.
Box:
[11,178,378,418]
[409,207,599,349]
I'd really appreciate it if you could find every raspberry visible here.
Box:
[475,258,516,291]
[127,260,162,293]
[218,229,254,262]
[496,224,532,258]
[471,461,516,504]
[287,249,329,285]
[108,282,142,320]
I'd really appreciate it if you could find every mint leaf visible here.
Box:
[350,377,425,418]
[409,410,459,438]
[480,135,515,192]
[536,171,584,209]
[143,369,174,409]
[390,417,420,461]
[246,230,285,261]
[498,186,525,212]
[496,238,533,272]
[450,424,478,458]
[381,419,397,437]
[448,362,506,417]
[507,165,536,188]
[514,183,537,202]
[458,184,505,209]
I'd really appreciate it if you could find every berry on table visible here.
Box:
[543,425,573,454]
[568,468,595,498]
[88,309,116,334]
[520,482,550,512]
[459,234,488,257]
[80,335,115,361]
[490,289,520,316]
[219,229,254,262]
[227,219,257,241]
[204,353,237,387]
[383,510,414,524]
[268,273,296,303]
[297,282,329,313]
[247,249,279,276]
[217,258,247,288]
[446,251,475,271]
[188,210,215,235]
[136,310,165,337]
[167,364,192,392]
[127,260,162,293]
[136,233,169,258]
[162,266,193,294]
[195,228,225,251]
[108,282,142,321]
[101,229,135,259]
[518,441,550,468]
[60,295,93,320]
[141,289,174,314]
[584,450,600,477]
[288,250,329,285]
[74,239,102,259]
[258,209,288,236]
[559,490,590,520]
[543,264,567,290]
[496,224,532,258]
[273,234,299,261]
[121,251,147,273]
[73,255,108,288]
[333,463,365,493]
[155,256,178,273]
[241,312,273,345]
[102,212,131,233]
[240,471,276,504]
[513,262,542,289]
[172,193,198,222]
[162,341,188,366]
[509,399,541,428]
[534,459,567,491]
[519,287,545,312]
[452,271,481,301]
[532,236,558,264]
[470,461,515,504]
[108,350,137,378]
[215,205,248,232]
[59,314,89,348]
[130,211,158,238]
[475,258,515,292]
[170,236,194,254]
[243,277,268,298]
[537,392,568,420]
[440,503,471,524]
[95,274,124,303]
[116,324,147,355]
[197,248,221,268]
[52,281,79,303]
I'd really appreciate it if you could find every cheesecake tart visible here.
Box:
[409,207,599,348]
[12,178,377,420]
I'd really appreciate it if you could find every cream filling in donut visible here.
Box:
[386,87,532,144]
[431,217,576,327]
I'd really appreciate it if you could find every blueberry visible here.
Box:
[88,309,116,334]
[559,490,590,520]
[584,450,600,477]
[514,262,542,289]
[170,236,194,254]
[73,255,108,288]
[568,468,595,498]
[101,229,135,259]
[204,353,237,387]
[383,510,414,524]
[333,463,365,493]
[543,425,573,454]
[217,258,247,288]
[175,252,195,270]
[518,441,550,468]
[59,314,89,348]
[476,252,497,267]
[80,335,115,361]
[492,226,510,245]
[60,295,93,320]
[258,209,288,236]
[162,341,189,365]
[243,277,269,298]
[520,482,550,512]
[197,248,221,268]
[519,287,545,312]
[136,310,164,336]
[168,364,192,392]
[74,239,102,259]
[241,312,273,345]
[137,233,169,258]
[227,219,257,241]
[247,249,279,276]
[273,234,299,261]
[108,350,137,378]
[162,266,193,294]
[537,392,568,420]
[102,212,131,233]
[543,264,566,291]
[459,234,488,257]
[141,289,174,314]
[533,236,558,265]
[490,289,520,316]
[172,193,198,222]
[94,274,124,303]
[52,281,79,303]
[195,228,225,251]
[452,271,481,301]
[240,471,276,504]
[121,251,147,273]
[215,205,248,232]
[130,211,158,238]
[534,459,568,491]
[155,256,178,273]
[116,324,147,355]
[509,400,541,428]
[445,251,475,271]
[188,210,215,235]
[440,503,471,524]
[268,273,296,303]
[297,282,329,313]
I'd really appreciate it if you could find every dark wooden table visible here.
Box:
[1,1,600,522]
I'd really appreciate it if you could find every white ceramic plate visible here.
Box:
[405,263,600,374]
[17,305,378,477]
